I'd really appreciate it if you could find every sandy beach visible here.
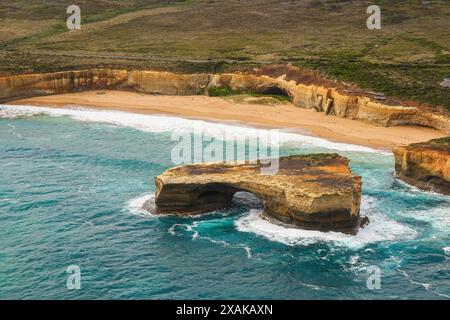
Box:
[10,90,445,150]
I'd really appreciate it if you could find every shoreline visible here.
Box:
[8,90,446,151]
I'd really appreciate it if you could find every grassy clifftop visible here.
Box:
[0,0,449,111]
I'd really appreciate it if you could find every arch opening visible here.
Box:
[195,190,231,205]
[260,86,290,100]
[231,191,263,210]
[193,188,263,214]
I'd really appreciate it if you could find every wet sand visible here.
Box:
[10,90,446,150]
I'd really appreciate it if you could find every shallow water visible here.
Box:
[0,105,449,299]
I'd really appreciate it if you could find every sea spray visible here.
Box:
[2,104,448,299]
[235,196,417,249]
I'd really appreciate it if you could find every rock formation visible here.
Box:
[0,70,211,102]
[150,154,366,233]
[1,68,449,134]
[207,73,450,134]
[0,70,129,101]
[127,71,211,95]
[393,137,450,195]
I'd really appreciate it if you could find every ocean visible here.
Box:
[0,105,449,299]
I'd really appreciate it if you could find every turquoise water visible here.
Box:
[0,105,449,299]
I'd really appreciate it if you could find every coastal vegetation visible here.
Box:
[1,0,449,301]
[207,86,291,104]
[0,0,449,111]
[2,69,450,135]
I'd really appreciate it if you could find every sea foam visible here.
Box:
[126,193,155,217]
[444,247,450,256]
[235,196,418,249]
[5,105,416,249]
[397,204,450,234]
[0,104,380,153]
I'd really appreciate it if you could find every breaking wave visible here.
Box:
[125,193,156,217]
[235,196,418,249]
[1,104,379,153]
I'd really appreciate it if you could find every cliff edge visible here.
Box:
[1,67,449,134]
[393,137,450,195]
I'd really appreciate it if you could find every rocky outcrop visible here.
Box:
[127,71,211,95]
[1,68,449,134]
[150,154,365,233]
[0,70,129,102]
[207,73,450,134]
[393,137,450,195]
[0,70,211,102]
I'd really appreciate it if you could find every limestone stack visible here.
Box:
[151,154,366,233]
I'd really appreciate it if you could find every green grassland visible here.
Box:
[0,0,449,110]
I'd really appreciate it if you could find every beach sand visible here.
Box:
[10,90,445,150]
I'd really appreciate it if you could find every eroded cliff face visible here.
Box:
[207,73,450,134]
[393,137,450,195]
[1,69,449,134]
[0,70,212,102]
[151,154,365,233]
[0,70,129,101]
[127,71,211,95]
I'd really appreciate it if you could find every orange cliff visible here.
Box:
[207,73,450,134]
[1,68,450,135]
[393,137,450,195]
[150,154,366,233]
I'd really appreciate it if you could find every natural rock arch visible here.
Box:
[151,154,366,233]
